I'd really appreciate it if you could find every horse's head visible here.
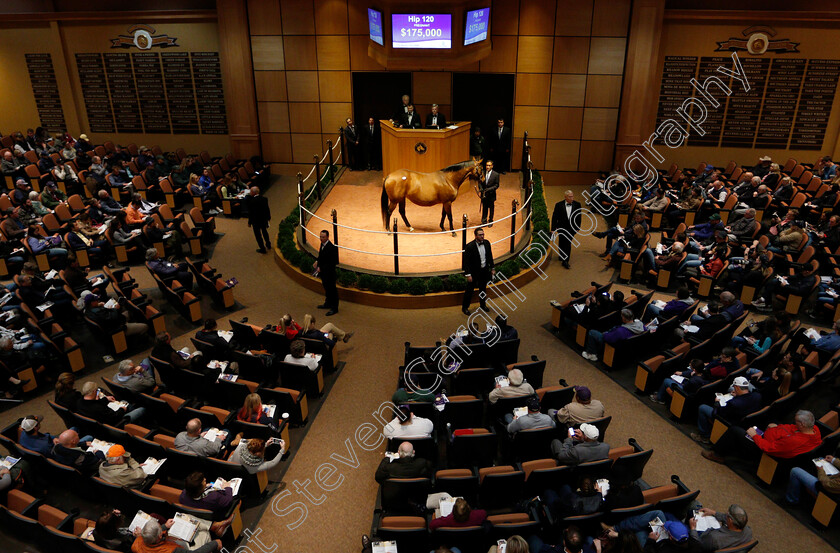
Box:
[469,158,484,180]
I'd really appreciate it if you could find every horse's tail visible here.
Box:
[381,179,390,229]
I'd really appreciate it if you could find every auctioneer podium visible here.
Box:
[380,120,471,176]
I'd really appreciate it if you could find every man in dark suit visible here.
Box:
[363,117,381,170]
[313,229,339,315]
[394,94,411,123]
[489,118,512,173]
[462,227,495,315]
[424,104,447,129]
[400,105,422,129]
[245,186,271,253]
[480,160,499,226]
[344,117,361,170]
[551,190,582,269]
[374,442,430,483]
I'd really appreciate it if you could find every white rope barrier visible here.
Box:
[301,225,466,257]
[489,216,530,246]
[302,165,316,183]
[331,139,341,150]
[320,149,330,164]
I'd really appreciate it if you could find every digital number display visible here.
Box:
[464,8,490,45]
[368,8,384,46]
[391,14,452,49]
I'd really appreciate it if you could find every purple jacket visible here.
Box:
[178,486,234,513]
[603,320,645,344]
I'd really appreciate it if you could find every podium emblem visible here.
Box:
[414,142,427,155]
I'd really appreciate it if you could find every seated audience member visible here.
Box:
[114,358,157,394]
[84,293,149,337]
[275,314,302,340]
[544,475,607,519]
[603,513,687,550]
[77,380,146,425]
[99,444,147,489]
[786,448,840,506]
[179,471,235,515]
[125,195,151,227]
[133,517,222,553]
[488,368,535,404]
[392,370,437,404]
[383,404,434,439]
[50,428,104,476]
[0,206,27,241]
[283,339,320,372]
[652,348,738,404]
[152,331,212,374]
[582,308,645,362]
[301,313,354,345]
[603,466,645,512]
[678,302,727,341]
[551,422,610,466]
[495,315,518,340]
[527,526,589,553]
[428,498,486,530]
[236,393,272,425]
[746,409,820,458]
[146,248,193,289]
[26,223,68,266]
[227,437,286,476]
[689,505,752,552]
[18,414,69,455]
[506,396,555,434]
[195,318,232,352]
[97,190,123,216]
[54,371,82,409]
[374,441,430,483]
[643,286,694,322]
[91,509,133,553]
[174,418,227,458]
[39,181,67,209]
[65,219,110,259]
[793,319,840,356]
[751,259,818,311]
[553,385,605,427]
[691,376,761,445]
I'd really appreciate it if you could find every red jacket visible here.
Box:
[753,424,821,458]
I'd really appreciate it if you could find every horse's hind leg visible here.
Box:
[439,206,447,231]
[398,201,413,231]
[445,203,455,236]
[386,201,398,232]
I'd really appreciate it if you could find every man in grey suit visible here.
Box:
[550,422,610,466]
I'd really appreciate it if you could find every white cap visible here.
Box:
[733,376,750,388]
[580,423,599,440]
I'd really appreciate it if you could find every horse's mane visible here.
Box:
[441,161,474,173]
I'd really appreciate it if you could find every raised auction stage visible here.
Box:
[298,168,530,275]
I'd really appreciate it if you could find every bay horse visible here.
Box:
[380,159,483,234]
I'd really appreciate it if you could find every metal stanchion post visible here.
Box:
[525,179,533,231]
[393,218,399,275]
[297,173,306,245]
[313,155,322,200]
[510,199,519,254]
[327,140,335,183]
[462,214,468,251]
[339,127,347,167]
[331,209,339,263]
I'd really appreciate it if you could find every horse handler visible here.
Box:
[479,160,499,227]
[462,227,495,315]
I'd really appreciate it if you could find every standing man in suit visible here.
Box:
[490,118,512,173]
[425,104,447,129]
[462,227,495,315]
[551,190,582,269]
[344,118,361,171]
[394,94,411,123]
[246,186,271,254]
[480,160,499,226]
[313,230,339,315]
[363,117,381,170]
[400,105,422,129]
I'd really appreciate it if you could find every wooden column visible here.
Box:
[216,0,260,159]
[614,0,666,165]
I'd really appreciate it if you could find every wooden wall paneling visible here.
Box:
[292,133,326,163]
[519,0,556,36]
[540,171,601,187]
[555,0,593,37]
[545,139,581,171]
[286,71,320,102]
[550,74,586,107]
[578,140,614,171]
[349,35,385,70]
[254,71,287,101]
[515,73,551,106]
[280,0,315,35]
[316,35,350,70]
[251,36,285,70]
[513,106,548,138]
[591,0,631,36]
[413,72,452,105]
[284,36,318,70]
[318,70,351,102]
[258,101,290,132]
[492,0,520,36]
[581,108,618,140]
[319,102,352,133]
[289,102,322,133]
[478,35,518,73]
[547,107,583,139]
[585,75,622,107]
[516,36,554,74]
[247,0,282,35]
[218,0,259,157]
[552,37,590,74]
[314,0,348,35]
[587,37,626,75]
[347,0,369,35]
[261,132,292,162]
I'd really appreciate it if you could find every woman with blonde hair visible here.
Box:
[488,535,528,553]
[275,314,301,340]
[301,314,354,346]
[236,392,271,424]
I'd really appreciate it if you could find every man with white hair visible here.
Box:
[134,517,222,553]
[374,441,430,483]
[174,418,227,458]
[747,409,821,458]
[689,504,753,551]
[114,358,156,394]
[550,422,610,466]
[99,444,147,488]
[488,368,535,404]
[1,150,26,181]
[550,190,582,270]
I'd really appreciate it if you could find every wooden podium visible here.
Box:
[379,120,471,176]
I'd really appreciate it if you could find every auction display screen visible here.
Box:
[391,14,452,49]
[368,8,384,45]
[464,8,490,45]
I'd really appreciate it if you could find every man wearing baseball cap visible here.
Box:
[553,385,605,428]
[551,422,610,466]
[506,396,555,435]
[99,444,148,489]
[692,376,761,446]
